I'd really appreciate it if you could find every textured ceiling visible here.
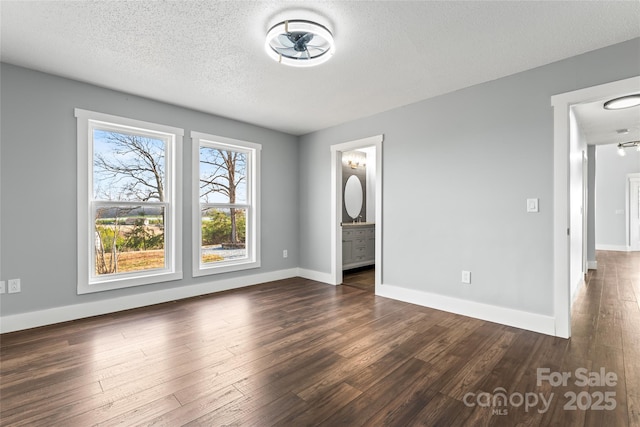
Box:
[1,1,639,135]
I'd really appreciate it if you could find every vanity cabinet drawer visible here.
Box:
[342,224,375,270]
[353,246,366,256]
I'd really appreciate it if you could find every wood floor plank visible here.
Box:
[408,391,475,426]
[318,357,433,426]
[275,382,362,426]
[583,344,629,427]
[440,329,517,400]
[93,393,182,427]
[145,384,244,426]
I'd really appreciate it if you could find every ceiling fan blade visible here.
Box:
[274,47,299,56]
[305,46,326,56]
[299,32,314,44]
[277,34,294,48]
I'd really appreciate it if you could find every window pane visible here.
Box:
[93,129,166,202]
[199,147,247,204]
[94,206,165,275]
[201,207,247,264]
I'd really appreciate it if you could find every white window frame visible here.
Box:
[76,109,183,294]
[191,131,261,276]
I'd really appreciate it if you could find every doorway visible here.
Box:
[552,75,640,338]
[342,267,376,292]
[330,135,383,290]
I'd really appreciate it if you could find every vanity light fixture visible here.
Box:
[348,160,364,169]
[617,141,640,156]
[265,20,335,67]
[604,94,640,110]
[343,152,366,169]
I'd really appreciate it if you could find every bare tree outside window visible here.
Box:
[199,147,247,262]
[93,130,166,274]
[94,131,165,202]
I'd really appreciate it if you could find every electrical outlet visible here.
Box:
[0,281,5,294]
[8,279,21,293]
[461,271,471,284]
[283,249,288,258]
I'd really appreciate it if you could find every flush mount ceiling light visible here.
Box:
[617,141,640,156]
[265,20,335,67]
[603,94,640,110]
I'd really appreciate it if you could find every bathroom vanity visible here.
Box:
[342,223,375,270]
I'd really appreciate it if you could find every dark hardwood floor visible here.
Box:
[0,251,638,426]
[342,266,375,292]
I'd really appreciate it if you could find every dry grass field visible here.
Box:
[96,250,224,274]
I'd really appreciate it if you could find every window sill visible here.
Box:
[78,271,183,294]
[193,260,261,278]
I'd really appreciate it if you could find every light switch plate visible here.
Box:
[461,271,471,284]
[0,281,5,294]
[527,198,539,213]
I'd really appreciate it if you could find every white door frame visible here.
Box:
[628,173,640,251]
[330,135,383,288]
[582,151,589,278]
[552,75,640,338]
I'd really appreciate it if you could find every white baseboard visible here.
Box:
[0,270,559,337]
[587,260,598,270]
[376,283,557,337]
[0,268,299,333]
[296,268,334,285]
[596,244,631,252]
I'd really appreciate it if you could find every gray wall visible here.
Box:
[0,63,299,316]
[298,38,640,317]
[595,143,640,248]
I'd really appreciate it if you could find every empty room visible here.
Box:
[1,1,639,426]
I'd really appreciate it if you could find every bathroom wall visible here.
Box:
[342,150,367,223]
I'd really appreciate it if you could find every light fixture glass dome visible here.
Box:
[604,94,640,110]
[265,20,335,67]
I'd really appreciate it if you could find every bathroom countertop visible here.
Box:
[342,222,375,227]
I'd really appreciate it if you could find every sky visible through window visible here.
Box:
[93,129,166,202]
[199,147,247,204]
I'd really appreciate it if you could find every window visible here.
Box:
[76,109,182,293]
[191,131,261,276]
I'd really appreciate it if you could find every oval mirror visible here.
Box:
[344,175,363,220]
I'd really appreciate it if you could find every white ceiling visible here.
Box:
[1,1,639,136]
[573,97,640,147]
